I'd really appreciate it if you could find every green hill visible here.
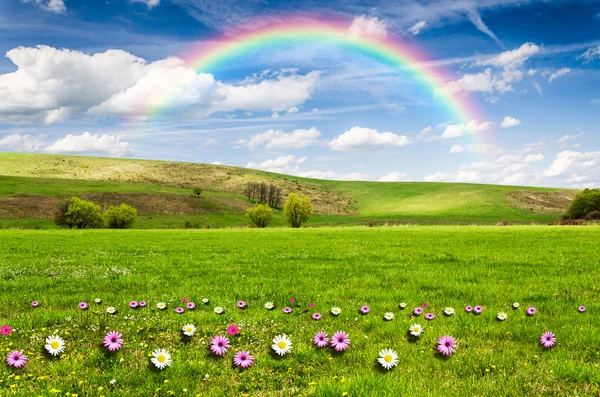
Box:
[0,153,576,229]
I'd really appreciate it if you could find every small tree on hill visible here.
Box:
[104,203,138,229]
[246,204,272,228]
[567,188,600,219]
[193,187,203,198]
[283,193,313,228]
[55,197,103,229]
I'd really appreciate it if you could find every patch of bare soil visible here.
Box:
[507,190,578,215]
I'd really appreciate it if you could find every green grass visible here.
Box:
[1,226,599,396]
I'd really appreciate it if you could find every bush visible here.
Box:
[55,197,103,229]
[367,219,379,227]
[585,210,600,220]
[184,220,201,229]
[567,188,600,219]
[104,203,137,229]
[283,193,313,228]
[193,187,203,198]
[246,204,272,228]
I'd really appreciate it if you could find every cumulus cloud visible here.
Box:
[236,127,321,151]
[545,150,600,178]
[0,46,320,124]
[0,133,46,151]
[441,120,493,139]
[577,46,600,63]
[475,43,539,69]
[45,132,133,157]
[409,21,427,35]
[450,143,501,154]
[328,126,408,152]
[500,116,521,128]
[548,68,571,82]
[348,15,387,39]
[378,172,409,182]
[22,0,66,14]
[130,0,160,8]
[246,155,307,174]
[524,153,544,162]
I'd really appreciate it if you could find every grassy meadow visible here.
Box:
[1,226,599,396]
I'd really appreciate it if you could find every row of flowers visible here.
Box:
[3,321,558,371]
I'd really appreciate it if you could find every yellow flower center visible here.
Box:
[384,354,393,363]
[414,327,420,332]
[51,341,59,349]
[278,341,287,349]
[186,327,192,332]
[157,354,166,363]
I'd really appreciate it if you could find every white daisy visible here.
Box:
[271,334,292,356]
[444,307,455,316]
[383,312,394,321]
[399,302,407,309]
[106,306,117,314]
[497,312,508,321]
[409,323,423,337]
[513,302,520,308]
[331,307,342,316]
[378,348,399,370]
[202,298,209,304]
[264,302,274,310]
[214,306,224,314]
[157,302,167,310]
[44,335,65,356]
[94,298,102,304]
[182,324,196,337]
[151,348,172,370]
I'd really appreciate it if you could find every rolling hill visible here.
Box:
[0,153,577,229]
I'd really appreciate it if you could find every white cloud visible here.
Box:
[591,99,600,106]
[437,68,495,95]
[524,153,544,163]
[328,126,408,152]
[441,120,493,139]
[130,0,160,8]
[467,10,503,47]
[0,46,320,124]
[450,143,500,154]
[287,107,299,114]
[45,132,133,157]
[378,172,409,182]
[567,174,587,183]
[545,150,600,178]
[500,116,521,128]
[236,127,321,151]
[348,15,388,39]
[211,161,222,165]
[528,69,537,76]
[22,0,66,14]
[475,43,539,69]
[577,46,600,63]
[557,132,584,144]
[246,155,307,174]
[408,21,427,35]
[548,68,571,82]
[0,133,46,151]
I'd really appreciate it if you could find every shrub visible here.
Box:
[496,220,509,226]
[367,219,379,227]
[585,210,600,220]
[55,197,103,229]
[567,188,600,219]
[246,204,273,228]
[283,193,313,228]
[184,221,201,229]
[193,187,203,198]
[104,203,138,229]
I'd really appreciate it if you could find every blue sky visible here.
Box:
[0,0,599,187]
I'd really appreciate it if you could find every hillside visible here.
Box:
[0,153,577,229]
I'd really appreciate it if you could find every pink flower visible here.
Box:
[526,307,536,316]
[309,302,315,308]
[413,307,423,316]
[1,325,12,336]
[233,350,254,368]
[174,307,184,314]
[227,325,239,336]
[474,306,484,314]
[437,335,457,356]
[129,301,138,309]
[6,350,27,368]
[540,332,556,348]
[578,306,586,313]
[79,302,88,310]
[186,302,196,310]
[282,307,292,314]
[330,331,350,352]
[139,301,147,307]
[425,313,436,321]
[289,298,295,303]
[237,301,247,309]
[209,335,230,356]
[360,305,370,314]
[465,306,473,313]
[31,301,39,307]
[422,303,429,308]
[181,298,188,303]
[103,331,123,352]
[313,332,329,348]
[312,313,322,320]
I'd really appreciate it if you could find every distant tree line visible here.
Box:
[243,182,282,208]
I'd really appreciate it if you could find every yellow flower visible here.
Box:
[342,393,348,396]
[164,380,169,383]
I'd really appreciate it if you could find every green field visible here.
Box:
[0,153,578,228]
[1,226,599,396]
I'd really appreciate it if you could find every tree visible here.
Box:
[567,188,600,219]
[246,204,272,228]
[55,197,103,229]
[104,203,138,229]
[283,193,313,228]
[193,187,203,198]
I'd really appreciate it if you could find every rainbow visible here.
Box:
[142,16,487,140]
